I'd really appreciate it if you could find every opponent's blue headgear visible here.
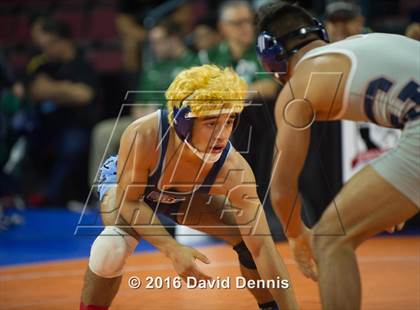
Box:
[256,18,329,80]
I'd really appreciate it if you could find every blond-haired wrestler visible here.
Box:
[80,65,299,310]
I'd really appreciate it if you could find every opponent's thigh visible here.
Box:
[313,165,418,247]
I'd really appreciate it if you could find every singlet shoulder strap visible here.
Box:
[148,110,170,184]
[198,141,232,193]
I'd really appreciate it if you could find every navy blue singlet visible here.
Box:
[141,110,231,221]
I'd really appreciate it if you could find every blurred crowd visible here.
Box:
[0,0,419,219]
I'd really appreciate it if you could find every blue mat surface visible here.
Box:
[0,207,157,267]
[1,207,417,267]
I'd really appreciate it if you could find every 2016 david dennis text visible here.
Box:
[144,276,290,289]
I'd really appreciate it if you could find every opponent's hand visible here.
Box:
[288,226,318,281]
[386,222,405,233]
[168,245,212,283]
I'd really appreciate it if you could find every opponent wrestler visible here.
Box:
[255,2,419,310]
[80,65,299,310]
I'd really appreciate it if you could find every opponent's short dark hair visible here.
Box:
[41,17,71,39]
[256,1,315,37]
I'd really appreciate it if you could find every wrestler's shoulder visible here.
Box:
[218,147,256,185]
[122,111,160,147]
[294,52,351,77]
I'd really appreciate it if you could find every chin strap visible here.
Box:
[184,139,222,163]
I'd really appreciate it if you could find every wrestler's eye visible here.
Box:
[226,119,235,126]
[206,122,216,128]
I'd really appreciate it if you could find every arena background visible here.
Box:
[0,0,419,309]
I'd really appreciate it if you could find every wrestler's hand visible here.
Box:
[288,226,318,281]
[168,245,212,282]
[386,222,405,233]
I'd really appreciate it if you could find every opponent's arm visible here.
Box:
[114,121,211,281]
[226,158,298,310]
[271,79,318,280]
[271,80,312,238]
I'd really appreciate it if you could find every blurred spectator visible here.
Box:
[116,0,191,73]
[89,19,199,184]
[136,19,199,108]
[169,1,196,36]
[406,22,420,40]
[30,14,48,48]
[0,53,25,198]
[25,18,98,205]
[200,0,277,97]
[26,15,49,79]
[324,1,367,42]
[115,0,191,99]
[115,0,154,73]
[193,16,222,51]
[0,55,24,102]
[0,54,26,229]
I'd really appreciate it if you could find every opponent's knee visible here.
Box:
[88,226,138,278]
[233,241,257,269]
[312,222,353,259]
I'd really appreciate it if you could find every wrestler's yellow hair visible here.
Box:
[165,64,248,125]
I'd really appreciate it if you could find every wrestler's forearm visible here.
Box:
[142,233,183,258]
[271,186,305,238]
[135,220,181,258]
[119,200,182,257]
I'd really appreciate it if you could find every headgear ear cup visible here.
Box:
[172,105,194,141]
[256,31,288,75]
[313,18,329,42]
[257,18,330,76]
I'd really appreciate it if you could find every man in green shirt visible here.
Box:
[135,19,199,110]
[199,1,277,96]
[89,20,198,184]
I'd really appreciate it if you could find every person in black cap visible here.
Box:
[324,1,365,42]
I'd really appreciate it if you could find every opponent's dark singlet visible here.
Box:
[98,110,232,221]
